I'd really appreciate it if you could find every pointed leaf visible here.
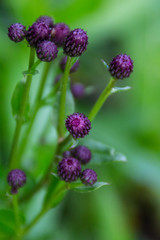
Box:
[80,139,127,165]
[101,59,109,69]
[23,69,39,76]
[71,57,79,67]
[71,182,110,193]
[111,86,131,94]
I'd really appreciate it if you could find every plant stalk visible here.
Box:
[88,77,117,121]
[58,56,72,137]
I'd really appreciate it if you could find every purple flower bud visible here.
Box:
[26,22,50,47]
[65,113,91,139]
[36,41,58,62]
[80,169,97,186]
[7,169,26,194]
[71,146,91,164]
[51,23,70,47]
[109,54,133,79]
[36,15,54,28]
[63,28,88,57]
[8,23,26,43]
[71,83,85,99]
[58,157,81,182]
[60,56,79,73]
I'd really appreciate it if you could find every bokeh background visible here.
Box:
[0,0,160,239]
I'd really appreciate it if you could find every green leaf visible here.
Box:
[11,81,30,123]
[101,59,109,69]
[50,172,59,179]
[71,182,110,193]
[80,139,127,165]
[71,57,79,67]
[23,69,39,76]
[111,86,132,93]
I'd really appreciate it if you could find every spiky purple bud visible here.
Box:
[80,169,97,186]
[58,157,81,182]
[71,83,85,99]
[7,169,26,194]
[51,23,70,47]
[36,40,58,62]
[8,23,26,43]
[65,113,91,139]
[63,28,88,57]
[60,56,79,73]
[26,22,50,47]
[109,54,133,79]
[36,15,54,28]
[71,146,91,165]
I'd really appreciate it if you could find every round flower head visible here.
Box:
[26,22,50,47]
[80,169,97,186]
[36,15,54,28]
[8,23,26,42]
[58,157,81,182]
[36,41,58,62]
[71,83,85,99]
[109,54,133,79]
[51,23,70,47]
[7,169,26,194]
[65,113,91,139]
[63,28,88,57]
[71,145,91,164]
[60,56,79,73]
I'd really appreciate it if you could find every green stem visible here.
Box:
[35,63,51,103]
[9,47,35,169]
[88,77,117,121]
[58,56,72,137]
[17,63,51,163]
[13,195,21,239]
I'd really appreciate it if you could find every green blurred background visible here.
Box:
[0,0,160,239]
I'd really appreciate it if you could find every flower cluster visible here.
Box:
[8,16,88,62]
[59,145,97,186]
[7,16,133,221]
[58,112,97,186]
